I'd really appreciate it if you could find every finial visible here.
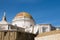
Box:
[2,11,6,21]
[4,11,6,17]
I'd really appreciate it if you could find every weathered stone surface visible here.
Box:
[0,30,36,40]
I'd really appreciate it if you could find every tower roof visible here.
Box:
[0,11,8,24]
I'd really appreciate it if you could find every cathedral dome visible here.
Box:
[15,12,33,19]
[12,12,35,28]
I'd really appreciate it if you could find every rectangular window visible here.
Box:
[42,27,47,32]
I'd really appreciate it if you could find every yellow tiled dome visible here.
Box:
[16,12,33,19]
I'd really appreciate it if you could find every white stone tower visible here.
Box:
[0,11,9,30]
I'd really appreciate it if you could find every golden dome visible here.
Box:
[16,12,33,19]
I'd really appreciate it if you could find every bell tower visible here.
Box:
[0,11,9,30]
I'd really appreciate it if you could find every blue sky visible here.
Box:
[0,0,60,26]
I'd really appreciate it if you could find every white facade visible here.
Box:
[12,17,35,28]
[0,11,57,34]
[33,24,51,34]
[0,24,8,30]
[38,24,51,33]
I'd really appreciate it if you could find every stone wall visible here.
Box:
[35,34,60,40]
[35,30,60,40]
[0,30,36,40]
